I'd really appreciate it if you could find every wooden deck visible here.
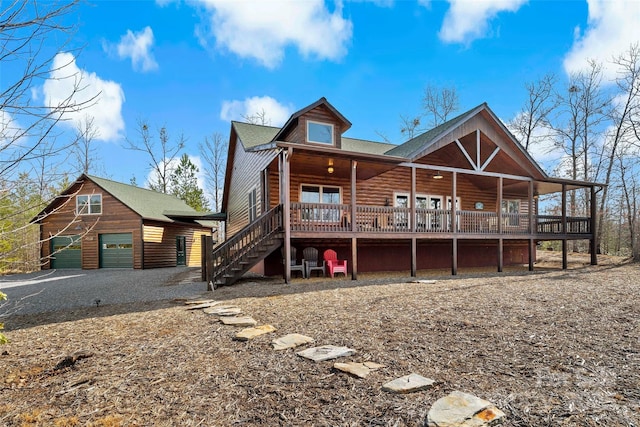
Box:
[289,203,591,239]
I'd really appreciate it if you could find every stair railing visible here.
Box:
[208,204,283,287]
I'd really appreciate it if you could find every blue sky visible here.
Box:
[7,0,640,189]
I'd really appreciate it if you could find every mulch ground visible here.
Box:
[1,253,638,426]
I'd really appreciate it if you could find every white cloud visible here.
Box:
[438,0,527,44]
[563,0,640,80]
[42,52,125,142]
[115,26,158,72]
[220,96,293,127]
[197,0,353,68]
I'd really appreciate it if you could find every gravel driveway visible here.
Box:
[0,267,208,317]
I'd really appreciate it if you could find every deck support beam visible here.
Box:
[590,185,598,265]
[562,183,567,270]
[452,238,458,275]
[498,238,503,272]
[529,238,535,271]
[411,237,417,277]
[351,237,358,280]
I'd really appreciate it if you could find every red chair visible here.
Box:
[323,249,347,278]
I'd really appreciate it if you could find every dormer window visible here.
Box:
[307,120,334,145]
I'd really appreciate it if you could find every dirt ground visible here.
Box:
[1,252,638,426]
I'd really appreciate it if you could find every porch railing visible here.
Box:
[289,203,591,236]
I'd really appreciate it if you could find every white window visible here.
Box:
[307,120,334,145]
[248,188,258,222]
[76,194,102,215]
[301,184,341,221]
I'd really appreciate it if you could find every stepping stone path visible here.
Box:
[426,391,505,427]
[220,316,257,327]
[333,361,385,379]
[272,333,315,350]
[382,373,436,394]
[186,298,505,425]
[297,345,356,362]
[234,325,277,341]
[411,279,437,284]
[203,306,242,316]
[184,301,222,310]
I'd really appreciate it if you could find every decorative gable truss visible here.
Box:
[454,129,501,172]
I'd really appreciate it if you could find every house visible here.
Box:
[209,97,602,287]
[34,174,219,269]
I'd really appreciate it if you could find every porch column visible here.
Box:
[528,180,535,271]
[411,166,416,232]
[351,160,358,280]
[411,237,417,277]
[497,176,503,271]
[451,171,458,276]
[451,171,457,234]
[590,185,598,265]
[351,160,357,233]
[282,150,292,283]
[561,183,567,270]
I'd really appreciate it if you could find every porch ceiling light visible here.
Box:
[433,171,443,179]
[327,166,334,174]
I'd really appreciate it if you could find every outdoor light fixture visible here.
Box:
[327,159,334,174]
[433,171,443,179]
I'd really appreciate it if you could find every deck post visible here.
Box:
[498,177,503,234]
[529,238,535,271]
[498,238,503,272]
[351,237,358,280]
[411,166,416,232]
[282,150,292,283]
[590,185,598,265]
[411,237,416,277]
[452,238,458,275]
[561,183,567,270]
[351,160,357,233]
[451,171,457,234]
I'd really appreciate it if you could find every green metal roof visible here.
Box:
[384,103,486,158]
[87,175,207,223]
[232,121,280,148]
[233,121,396,155]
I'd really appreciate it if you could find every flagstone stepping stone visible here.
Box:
[220,316,257,327]
[184,301,222,310]
[203,306,242,316]
[272,334,315,350]
[183,299,217,305]
[234,325,276,341]
[382,373,436,394]
[333,361,386,378]
[426,391,505,427]
[296,345,356,362]
[412,279,437,284]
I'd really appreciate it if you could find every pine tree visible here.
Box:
[169,154,210,212]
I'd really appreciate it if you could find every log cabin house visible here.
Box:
[207,97,602,288]
[35,174,217,269]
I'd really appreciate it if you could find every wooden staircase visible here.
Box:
[205,205,283,289]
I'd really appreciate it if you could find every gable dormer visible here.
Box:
[271,97,351,149]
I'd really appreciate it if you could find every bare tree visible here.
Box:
[509,73,558,151]
[199,132,226,212]
[422,84,459,128]
[242,108,271,126]
[126,120,185,193]
[596,44,640,253]
[73,115,100,175]
[1,1,96,182]
[399,114,423,139]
